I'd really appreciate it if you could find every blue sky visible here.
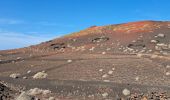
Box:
[0,0,170,50]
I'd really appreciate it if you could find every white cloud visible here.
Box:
[0,18,75,28]
[0,31,61,50]
[0,18,23,25]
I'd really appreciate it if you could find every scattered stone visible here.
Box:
[168,44,170,49]
[0,83,16,100]
[28,88,51,96]
[165,72,170,76]
[151,40,158,43]
[9,73,21,79]
[132,40,136,43]
[102,92,109,98]
[102,52,106,55]
[27,70,31,74]
[48,97,55,100]
[89,47,95,51]
[139,50,146,53]
[137,53,143,57]
[16,92,34,100]
[162,51,168,55]
[108,70,113,75]
[157,43,167,47]
[106,48,111,51]
[99,69,103,72]
[155,45,162,51]
[135,76,139,81]
[23,76,28,79]
[112,68,115,71]
[103,80,110,82]
[33,71,48,79]
[166,65,170,69]
[28,88,42,95]
[72,39,76,42]
[122,88,130,96]
[157,33,165,38]
[102,74,108,78]
[67,59,72,63]
[16,57,22,60]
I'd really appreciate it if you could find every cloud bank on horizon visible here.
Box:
[0,0,170,50]
[0,30,60,50]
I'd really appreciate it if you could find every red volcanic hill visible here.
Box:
[1,20,170,56]
[33,21,170,54]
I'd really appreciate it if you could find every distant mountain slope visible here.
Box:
[31,21,170,55]
[1,20,170,56]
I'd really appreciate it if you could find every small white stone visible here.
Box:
[150,40,158,43]
[148,49,152,52]
[102,52,106,55]
[67,59,72,63]
[10,73,21,79]
[157,33,165,38]
[112,68,115,71]
[103,80,110,82]
[108,70,113,75]
[17,57,22,60]
[155,46,161,50]
[166,65,170,69]
[102,92,109,98]
[27,70,31,74]
[102,74,108,78]
[135,76,139,81]
[168,44,170,49]
[99,69,103,72]
[73,39,76,42]
[132,40,136,43]
[23,76,27,79]
[166,72,170,76]
[106,48,111,51]
[157,43,167,47]
[48,97,55,100]
[137,53,143,57]
[89,47,95,51]
[122,88,130,96]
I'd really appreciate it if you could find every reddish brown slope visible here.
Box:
[1,20,170,58]
[28,20,170,55]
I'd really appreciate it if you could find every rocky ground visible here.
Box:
[0,82,17,100]
[0,21,170,100]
